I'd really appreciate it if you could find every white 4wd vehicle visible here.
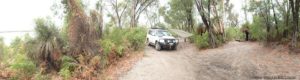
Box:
[146,28,179,51]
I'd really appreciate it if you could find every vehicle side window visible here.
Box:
[149,30,155,36]
[152,31,156,36]
[148,30,152,35]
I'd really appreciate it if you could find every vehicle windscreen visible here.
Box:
[157,30,171,36]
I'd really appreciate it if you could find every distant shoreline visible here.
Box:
[0,32,35,45]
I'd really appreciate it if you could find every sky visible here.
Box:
[0,0,54,45]
[0,0,245,45]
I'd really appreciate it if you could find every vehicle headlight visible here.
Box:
[175,39,179,43]
[159,39,165,43]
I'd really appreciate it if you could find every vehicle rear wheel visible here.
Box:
[155,42,161,51]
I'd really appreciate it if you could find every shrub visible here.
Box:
[249,16,267,41]
[0,37,8,62]
[215,35,225,46]
[99,39,113,66]
[100,39,114,56]
[10,53,37,79]
[59,67,71,80]
[100,27,147,56]
[126,28,147,50]
[33,72,50,80]
[225,27,244,41]
[98,27,147,68]
[59,56,76,80]
[191,32,210,49]
[0,37,4,60]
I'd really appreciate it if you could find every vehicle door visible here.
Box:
[148,30,155,44]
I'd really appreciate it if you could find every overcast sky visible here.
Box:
[0,0,245,45]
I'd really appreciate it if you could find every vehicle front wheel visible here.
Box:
[171,46,177,50]
[146,38,150,46]
[155,42,161,51]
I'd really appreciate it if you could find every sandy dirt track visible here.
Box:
[119,40,300,80]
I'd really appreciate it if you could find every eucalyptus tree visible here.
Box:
[224,0,238,27]
[289,0,300,48]
[160,0,194,32]
[130,0,156,27]
[194,0,217,48]
[109,0,128,28]
[248,0,274,41]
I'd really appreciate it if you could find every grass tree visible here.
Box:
[26,18,63,72]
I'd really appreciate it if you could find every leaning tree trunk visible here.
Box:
[207,0,216,48]
[195,0,217,48]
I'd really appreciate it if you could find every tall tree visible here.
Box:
[248,0,273,41]
[145,0,159,28]
[211,0,225,39]
[130,0,156,27]
[271,0,279,36]
[159,0,194,32]
[276,0,291,37]
[195,0,217,48]
[224,0,239,27]
[289,0,300,48]
[110,0,128,28]
[182,0,194,32]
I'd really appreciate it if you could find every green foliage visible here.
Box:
[249,16,267,41]
[215,35,225,46]
[59,67,72,80]
[160,0,194,29]
[100,39,114,56]
[100,27,146,57]
[2,37,26,66]
[116,46,125,56]
[61,0,85,14]
[101,28,125,57]
[191,32,210,49]
[0,37,5,60]
[10,53,37,79]
[59,56,76,80]
[168,29,179,38]
[126,28,147,50]
[61,19,69,49]
[154,23,167,29]
[99,39,113,66]
[10,37,24,55]
[25,18,64,70]
[33,72,50,80]
[225,27,244,41]
[35,18,60,42]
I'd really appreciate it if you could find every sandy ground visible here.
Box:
[119,39,300,80]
